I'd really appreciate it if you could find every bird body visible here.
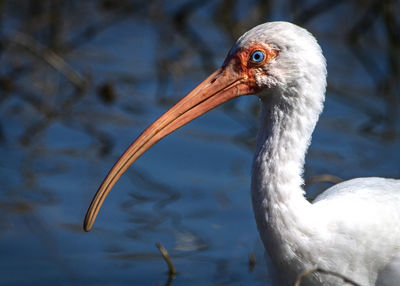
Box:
[84,22,400,285]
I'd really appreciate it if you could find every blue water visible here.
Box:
[0,1,399,285]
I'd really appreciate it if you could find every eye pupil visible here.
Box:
[251,50,265,63]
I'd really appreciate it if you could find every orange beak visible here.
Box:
[83,59,255,231]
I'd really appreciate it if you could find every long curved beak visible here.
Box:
[84,62,253,231]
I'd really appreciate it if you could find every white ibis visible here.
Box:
[84,22,400,285]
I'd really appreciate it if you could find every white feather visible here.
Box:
[232,22,400,286]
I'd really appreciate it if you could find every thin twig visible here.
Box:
[11,32,87,89]
[156,242,177,275]
[294,267,363,286]
[248,252,256,272]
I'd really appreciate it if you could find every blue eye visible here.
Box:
[250,50,265,63]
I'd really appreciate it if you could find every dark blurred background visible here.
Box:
[0,0,399,285]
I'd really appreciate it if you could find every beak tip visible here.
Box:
[83,217,93,232]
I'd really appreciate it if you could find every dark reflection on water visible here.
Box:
[0,0,399,285]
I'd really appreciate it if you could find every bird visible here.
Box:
[83,22,400,285]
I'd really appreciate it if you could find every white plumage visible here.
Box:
[84,21,400,286]
[245,22,400,286]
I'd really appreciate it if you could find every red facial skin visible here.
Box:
[223,44,279,95]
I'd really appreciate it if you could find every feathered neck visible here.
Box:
[250,76,325,272]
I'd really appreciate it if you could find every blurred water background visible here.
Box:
[0,0,399,285]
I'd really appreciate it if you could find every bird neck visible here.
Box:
[251,85,324,253]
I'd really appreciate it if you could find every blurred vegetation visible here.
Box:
[0,0,399,283]
[1,0,399,147]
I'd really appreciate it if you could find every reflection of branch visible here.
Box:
[173,0,215,73]
[346,0,400,137]
[17,86,86,146]
[347,0,380,42]
[11,32,87,89]
[294,0,345,25]
[379,0,400,137]
[305,174,343,186]
[346,0,386,84]
[126,167,181,209]
[81,122,114,156]
[294,267,362,286]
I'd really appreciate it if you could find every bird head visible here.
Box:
[83,22,326,231]
[225,21,326,101]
